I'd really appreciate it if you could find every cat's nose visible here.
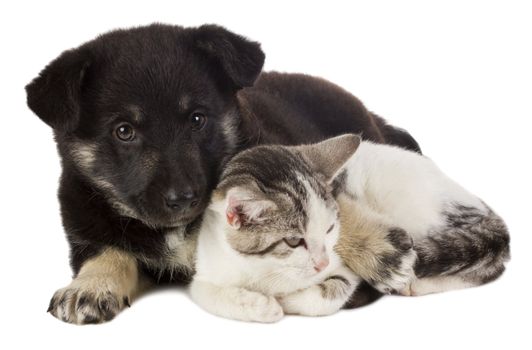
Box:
[313,257,329,272]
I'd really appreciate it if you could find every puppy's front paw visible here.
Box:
[48,276,130,325]
[372,228,417,294]
[238,292,284,323]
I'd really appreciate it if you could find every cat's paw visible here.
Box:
[48,276,131,325]
[278,284,344,317]
[238,292,284,323]
[372,228,417,294]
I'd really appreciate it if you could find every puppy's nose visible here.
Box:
[164,188,199,210]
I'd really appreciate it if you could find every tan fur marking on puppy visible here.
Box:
[77,247,138,287]
[70,142,98,170]
[69,142,142,219]
[127,105,143,123]
[142,151,160,169]
[162,227,198,274]
[178,95,191,112]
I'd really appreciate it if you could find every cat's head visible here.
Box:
[211,134,361,277]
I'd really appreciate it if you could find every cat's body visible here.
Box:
[336,141,510,295]
[190,136,414,322]
[343,141,487,239]
[190,135,510,322]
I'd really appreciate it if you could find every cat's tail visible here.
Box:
[411,204,510,295]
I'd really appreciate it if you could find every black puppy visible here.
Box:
[26,24,420,324]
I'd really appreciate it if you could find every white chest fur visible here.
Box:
[164,228,197,270]
[135,227,197,277]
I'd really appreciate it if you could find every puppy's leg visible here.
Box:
[189,279,284,323]
[335,195,416,294]
[48,247,140,324]
[278,266,360,316]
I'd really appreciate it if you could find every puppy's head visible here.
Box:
[26,24,265,228]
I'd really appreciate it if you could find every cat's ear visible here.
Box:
[298,134,361,182]
[225,188,276,229]
[193,24,265,90]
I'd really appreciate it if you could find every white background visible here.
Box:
[1,1,530,349]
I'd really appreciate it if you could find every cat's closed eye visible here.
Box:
[284,237,306,248]
[326,224,335,234]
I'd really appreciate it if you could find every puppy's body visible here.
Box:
[239,72,419,149]
[27,24,420,324]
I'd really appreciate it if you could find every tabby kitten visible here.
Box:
[190,136,413,322]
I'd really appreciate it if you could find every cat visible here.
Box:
[190,134,510,322]
[333,135,510,296]
[189,135,416,322]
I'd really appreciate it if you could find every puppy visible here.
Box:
[26,24,421,324]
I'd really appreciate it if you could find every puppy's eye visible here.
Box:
[189,113,207,131]
[326,224,335,234]
[115,123,135,141]
[284,237,305,249]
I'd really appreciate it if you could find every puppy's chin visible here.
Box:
[140,203,207,229]
[162,215,199,228]
[130,213,194,230]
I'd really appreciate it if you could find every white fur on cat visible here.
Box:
[190,178,360,322]
[344,141,487,240]
[341,141,493,294]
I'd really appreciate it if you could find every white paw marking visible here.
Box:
[278,287,339,317]
[237,292,284,323]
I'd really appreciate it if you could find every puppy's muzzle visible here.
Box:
[163,187,199,212]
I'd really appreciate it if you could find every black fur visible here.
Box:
[343,281,383,309]
[372,112,421,153]
[26,24,421,281]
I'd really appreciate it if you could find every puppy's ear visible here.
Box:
[25,47,91,132]
[194,24,265,89]
[296,134,362,182]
